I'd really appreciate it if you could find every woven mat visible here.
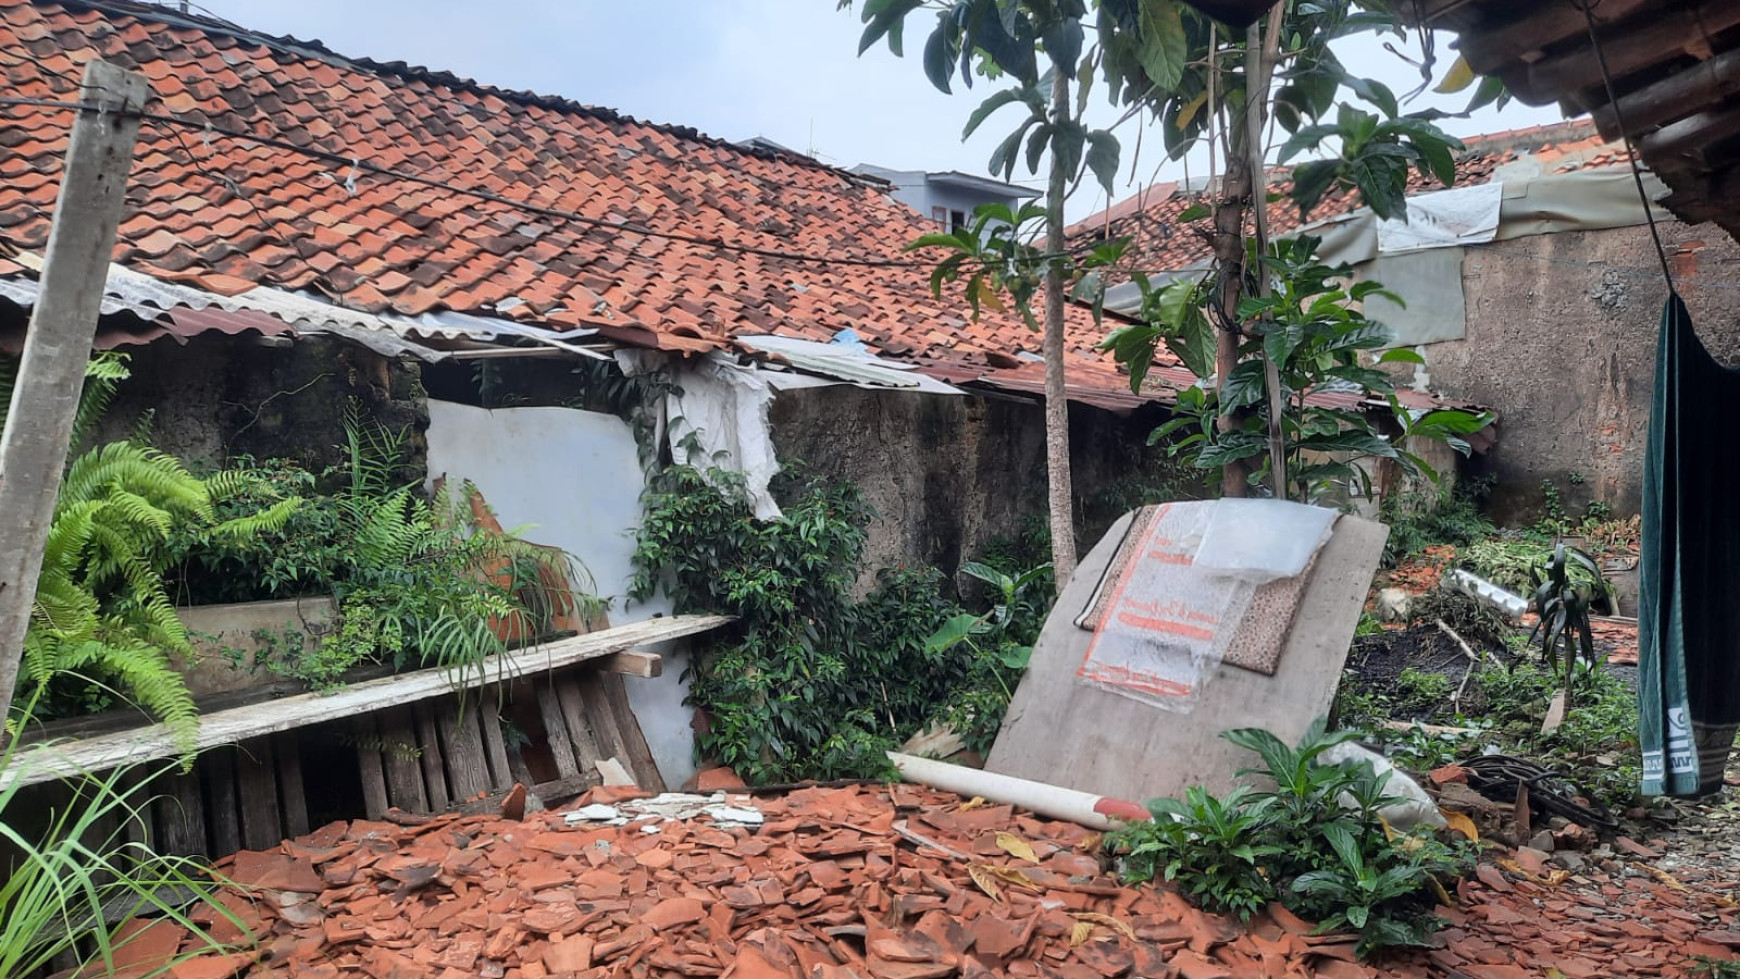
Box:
[1074,505,1313,677]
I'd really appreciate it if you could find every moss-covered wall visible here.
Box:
[91,335,428,479]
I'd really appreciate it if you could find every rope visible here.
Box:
[1575,0,1678,295]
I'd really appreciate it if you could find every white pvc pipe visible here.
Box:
[887,752,1150,830]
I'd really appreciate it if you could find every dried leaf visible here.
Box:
[967,863,1003,902]
[1427,872,1454,908]
[1070,912,1135,942]
[1545,969,1566,979]
[1498,859,1570,888]
[1441,810,1479,842]
[1076,832,1104,853]
[984,865,1042,891]
[1070,920,1094,947]
[1636,863,1689,891]
[958,796,988,812]
[995,831,1039,864]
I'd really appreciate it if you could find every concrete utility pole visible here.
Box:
[0,61,149,735]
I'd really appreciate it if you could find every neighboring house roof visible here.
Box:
[0,0,1156,408]
[1400,1,1740,250]
[1067,119,1623,274]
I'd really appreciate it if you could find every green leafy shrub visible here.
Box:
[1108,722,1471,958]
[1391,668,1452,716]
[1120,785,1280,920]
[1461,537,1547,595]
[632,466,1044,782]
[926,561,1050,754]
[166,456,345,605]
[1380,479,1495,567]
[166,419,600,689]
[6,357,297,746]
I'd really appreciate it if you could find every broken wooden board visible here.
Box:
[3,613,730,790]
[986,510,1386,804]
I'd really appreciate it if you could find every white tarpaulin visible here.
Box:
[1375,182,1503,255]
[665,352,783,519]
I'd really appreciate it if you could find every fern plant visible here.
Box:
[3,356,299,750]
[294,414,600,688]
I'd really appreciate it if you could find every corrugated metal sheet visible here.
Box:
[736,334,962,395]
[0,262,603,359]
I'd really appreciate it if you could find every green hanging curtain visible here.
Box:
[1639,294,1740,797]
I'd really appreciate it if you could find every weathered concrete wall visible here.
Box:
[93,334,428,477]
[1418,224,1740,523]
[766,386,1181,583]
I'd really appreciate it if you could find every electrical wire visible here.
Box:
[1575,0,1677,294]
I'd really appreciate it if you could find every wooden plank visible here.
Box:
[202,749,242,859]
[1521,0,1740,104]
[475,692,515,788]
[413,703,450,811]
[534,684,582,780]
[352,716,389,820]
[236,736,282,851]
[152,767,208,856]
[600,651,662,678]
[1593,46,1740,138]
[1641,105,1740,174]
[553,674,605,773]
[985,512,1388,806]
[375,705,428,814]
[274,732,310,839]
[593,671,666,793]
[5,614,732,789]
[575,675,626,769]
[436,697,491,801]
[1453,0,1653,75]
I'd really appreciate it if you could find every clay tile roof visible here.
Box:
[1069,119,1617,274]
[0,0,1163,402]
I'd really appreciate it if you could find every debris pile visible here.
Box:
[109,782,1739,979]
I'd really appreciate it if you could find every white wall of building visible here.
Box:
[424,399,696,789]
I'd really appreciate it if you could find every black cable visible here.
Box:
[1575,0,1677,294]
[148,116,346,302]
[0,92,1142,279]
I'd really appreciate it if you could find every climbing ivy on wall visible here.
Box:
[631,465,1044,783]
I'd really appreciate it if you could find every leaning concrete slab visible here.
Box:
[986,507,1387,805]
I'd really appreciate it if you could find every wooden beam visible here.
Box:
[0,62,149,728]
[2,614,732,789]
[1520,1,1740,105]
[1592,46,1740,138]
[1640,105,1740,173]
[600,650,662,678]
[1456,0,1654,77]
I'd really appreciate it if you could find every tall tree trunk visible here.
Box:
[1043,67,1077,590]
[1248,16,1287,500]
[1213,100,1252,499]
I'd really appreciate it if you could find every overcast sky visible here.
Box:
[197,0,1568,222]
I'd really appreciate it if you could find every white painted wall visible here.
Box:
[424,400,696,788]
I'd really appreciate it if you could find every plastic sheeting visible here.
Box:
[1098,167,1677,325]
[1375,182,1502,255]
[665,352,784,519]
[1075,499,1336,713]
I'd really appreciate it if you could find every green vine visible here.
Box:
[631,465,1045,784]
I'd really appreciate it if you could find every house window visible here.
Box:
[950,209,967,231]
[932,206,949,227]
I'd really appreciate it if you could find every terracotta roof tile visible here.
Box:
[1069,120,1619,275]
[0,0,1161,400]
